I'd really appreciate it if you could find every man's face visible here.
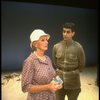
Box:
[62,28,75,41]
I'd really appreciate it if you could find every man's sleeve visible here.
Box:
[52,45,57,70]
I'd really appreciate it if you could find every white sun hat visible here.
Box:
[30,29,50,48]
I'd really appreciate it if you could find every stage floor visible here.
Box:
[1,66,99,100]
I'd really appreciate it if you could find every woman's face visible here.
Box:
[35,35,49,51]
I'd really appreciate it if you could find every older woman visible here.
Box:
[21,29,62,100]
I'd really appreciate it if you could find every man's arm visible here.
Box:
[78,45,86,72]
[52,45,57,70]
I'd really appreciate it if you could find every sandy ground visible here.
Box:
[1,67,99,100]
[2,73,27,100]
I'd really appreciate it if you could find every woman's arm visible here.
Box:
[27,81,61,93]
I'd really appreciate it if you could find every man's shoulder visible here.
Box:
[54,40,63,46]
[74,41,82,48]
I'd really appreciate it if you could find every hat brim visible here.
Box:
[30,34,50,48]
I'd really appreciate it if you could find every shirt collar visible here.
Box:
[63,39,74,46]
[30,52,49,64]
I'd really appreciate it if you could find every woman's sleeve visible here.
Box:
[21,59,35,93]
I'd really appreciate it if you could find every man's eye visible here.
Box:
[63,30,70,33]
[67,31,70,33]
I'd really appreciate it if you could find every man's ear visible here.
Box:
[72,32,75,37]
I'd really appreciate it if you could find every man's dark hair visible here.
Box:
[63,22,75,32]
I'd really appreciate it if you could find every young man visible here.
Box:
[52,22,86,100]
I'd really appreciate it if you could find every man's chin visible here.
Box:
[64,39,69,41]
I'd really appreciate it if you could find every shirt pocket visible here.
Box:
[56,50,63,58]
[68,53,77,61]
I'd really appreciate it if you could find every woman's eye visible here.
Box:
[41,39,45,41]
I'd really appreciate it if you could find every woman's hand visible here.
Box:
[47,80,63,93]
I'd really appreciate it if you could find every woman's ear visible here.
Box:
[33,41,37,48]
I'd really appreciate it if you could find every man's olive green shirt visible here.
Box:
[52,39,86,89]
